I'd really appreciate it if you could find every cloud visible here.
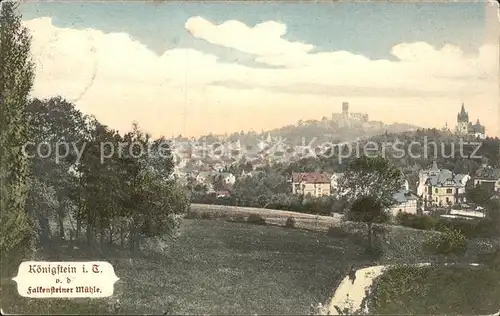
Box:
[185,16,314,57]
[183,17,496,93]
[23,17,499,137]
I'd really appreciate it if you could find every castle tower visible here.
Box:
[456,103,469,135]
[342,102,349,118]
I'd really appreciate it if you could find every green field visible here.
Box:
[2,219,375,315]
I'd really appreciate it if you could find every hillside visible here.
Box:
[261,119,420,145]
[2,219,374,315]
[195,117,420,146]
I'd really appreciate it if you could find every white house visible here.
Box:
[220,172,236,185]
[389,190,419,217]
[417,161,470,208]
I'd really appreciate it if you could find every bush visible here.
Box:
[369,264,500,315]
[477,247,500,269]
[424,227,467,256]
[396,213,438,230]
[285,217,296,228]
[246,213,266,225]
[437,218,497,238]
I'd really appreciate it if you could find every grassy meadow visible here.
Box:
[2,218,375,315]
[3,204,496,315]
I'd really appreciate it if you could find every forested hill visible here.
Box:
[261,120,420,144]
[194,117,420,145]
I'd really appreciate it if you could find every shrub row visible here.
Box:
[396,213,498,238]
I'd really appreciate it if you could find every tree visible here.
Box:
[24,97,88,242]
[485,199,500,236]
[347,196,390,250]
[0,1,36,268]
[339,155,403,210]
[466,184,493,206]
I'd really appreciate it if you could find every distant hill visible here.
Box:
[231,118,421,145]
[190,115,421,147]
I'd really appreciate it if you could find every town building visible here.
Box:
[417,161,470,208]
[291,172,331,197]
[196,171,214,184]
[219,172,236,185]
[455,103,486,139]
[389,190,419,216]
[473,165,500,194]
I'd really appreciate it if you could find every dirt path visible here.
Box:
[326,265,386,315]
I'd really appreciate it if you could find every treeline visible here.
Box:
[0,4,188,313]
[24,98,189,254]
[284,129,500,191]
[189,168,345,215]
[396,207,500,239]
[191,192,344,215]
[1,3,188,269]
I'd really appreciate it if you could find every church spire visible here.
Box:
[431,160,439,171]
[457,102,469,122]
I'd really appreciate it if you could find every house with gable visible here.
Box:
[291,172,331,197]
[389,190,419,216]
[473,165,500,194]
[417,161,470,208]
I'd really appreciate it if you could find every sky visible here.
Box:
[19,1,500,137]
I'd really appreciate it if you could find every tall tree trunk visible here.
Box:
[367,222,373,250]
[120,225,124,248]
[57,205,65,240]
[99,228,104,246]
[108,226,114,245]
[75,185,82,240]
[36,209,52,244]
[86,221,94,246]
[129,226,136,253]
[129,226,141,254]
[76,217,81,240]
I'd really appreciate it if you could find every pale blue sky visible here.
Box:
[21,1,485,60]
[18,1,498,137]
